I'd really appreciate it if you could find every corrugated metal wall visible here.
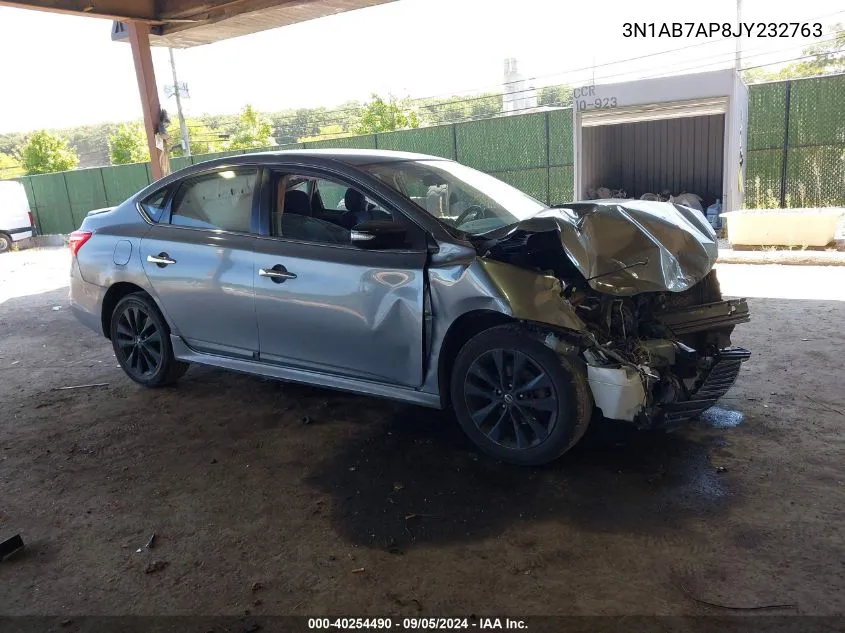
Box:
[581,114,725,205]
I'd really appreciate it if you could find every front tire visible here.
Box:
[110,293,188,387]
[450,324,592,466]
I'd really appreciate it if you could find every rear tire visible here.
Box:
[450,324,592,466]
[110,293,188,388]
[0,232,12,254]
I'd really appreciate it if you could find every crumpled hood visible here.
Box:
[498,200,718,296]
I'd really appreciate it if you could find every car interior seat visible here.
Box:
[278,188,349,244]
[340,188,370,229]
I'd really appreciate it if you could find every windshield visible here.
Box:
[359,159,547,235]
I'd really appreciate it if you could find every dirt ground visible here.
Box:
[1,249,843,617]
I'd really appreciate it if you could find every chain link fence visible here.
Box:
[745,73,845,208]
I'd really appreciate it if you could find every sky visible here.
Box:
[0,0,842,134]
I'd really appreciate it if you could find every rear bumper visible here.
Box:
[69,257,106,336]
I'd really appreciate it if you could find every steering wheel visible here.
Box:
[453,204,487,227]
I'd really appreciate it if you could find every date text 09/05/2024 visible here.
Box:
[623,22,822,38]
[308,618,528,630]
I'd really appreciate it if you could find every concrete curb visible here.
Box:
[717,249,845,266]
[17,235,68,248]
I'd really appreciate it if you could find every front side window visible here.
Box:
[271,173,406,247]
[359,160,546,235]
[170,168,258,233]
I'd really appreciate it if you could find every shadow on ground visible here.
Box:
[307,406,735,550]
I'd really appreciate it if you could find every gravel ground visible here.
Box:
[1,249,843,617]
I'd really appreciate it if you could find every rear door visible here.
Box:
[139,166,261,359]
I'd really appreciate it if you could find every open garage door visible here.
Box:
[578,98,729,209]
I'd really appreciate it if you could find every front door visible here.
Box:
[253,171,428,387]
[140,167,260,359]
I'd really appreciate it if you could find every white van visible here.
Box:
[0,180,37,253]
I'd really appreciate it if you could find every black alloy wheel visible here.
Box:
[114,303,163,379]
[464,348,558,450]
[450,324,592,466]
[110,293,188,387]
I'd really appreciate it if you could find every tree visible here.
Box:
[418,92,503,125]
[744,23,844,82]
[168,119,226,157]
[537,85,573,107]
[21,131,79,175]
[0,152,24,179]
[228,105,274,150]
[298,125,355,143]
[108,123,150,165]
[353,94,420,134]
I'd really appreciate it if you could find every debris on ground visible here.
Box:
[392,482,404,492]
[715,466,728,473]
[144,559,168,574]
[351,567,365,573]
[136,532,156,553]
[301,416,312,425]
[51,306,61,311]
[0,534,24,561]
[54,382,109,391]
[251,581,264,592]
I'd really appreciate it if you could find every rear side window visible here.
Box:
[139,188,170,223]
[170,168,258,233]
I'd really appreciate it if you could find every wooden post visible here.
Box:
[127,21,164,180]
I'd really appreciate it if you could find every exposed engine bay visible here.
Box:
[475,200,751,426]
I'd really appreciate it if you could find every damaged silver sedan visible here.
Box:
[69,150,749,465]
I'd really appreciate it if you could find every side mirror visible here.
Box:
[350,220,406,249]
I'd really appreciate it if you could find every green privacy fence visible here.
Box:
[15,109,576,235]
[745,73,845,208]
[16,72,844,234]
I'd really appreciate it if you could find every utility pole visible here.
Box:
[168,48,191,156]
[735,0,743,71]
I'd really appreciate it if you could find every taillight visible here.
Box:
[69,230,93,257]
[27,211,34,227]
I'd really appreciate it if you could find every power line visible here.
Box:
[241,10,845,131]
[281,47,843,144]
[248,31,844,136]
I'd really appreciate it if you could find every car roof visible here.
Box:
[138,148,452,200]
[196,148,447,170]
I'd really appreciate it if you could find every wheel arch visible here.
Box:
[437,313,591,409]
[437,309,515,409]
[100,282,151,338]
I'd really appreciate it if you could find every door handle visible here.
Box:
[147,253,176,266]
[259,266,297,282]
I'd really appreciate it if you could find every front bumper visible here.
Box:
[658,347,752,426]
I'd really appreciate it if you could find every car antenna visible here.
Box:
[584,259,649,283]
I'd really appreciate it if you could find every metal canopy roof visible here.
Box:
[0,0,395,47]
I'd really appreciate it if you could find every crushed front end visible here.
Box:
[478,199,751,427]
[569,271,751,427]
